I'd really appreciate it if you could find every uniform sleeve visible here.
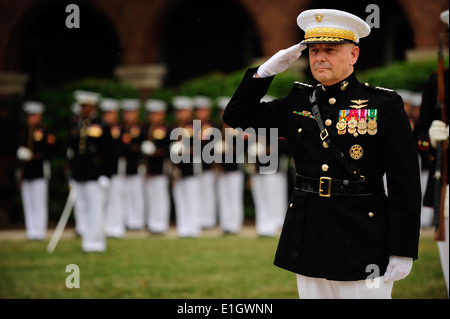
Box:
[222,68,285,133]
[380,93,421,259]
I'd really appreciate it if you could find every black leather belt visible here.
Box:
[294,174,385,197]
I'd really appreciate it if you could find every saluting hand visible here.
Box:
[256,43,307,78]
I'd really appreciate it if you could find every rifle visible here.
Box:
[433,33,448,242]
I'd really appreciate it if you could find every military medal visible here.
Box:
[130,125,140,138]
[347,109,358,135]
[336,109,348,135]
[111,125,121,139]
[33,129,44,142]
[153,127,166,140]
[357,109,368,134]
[367,109,378,135]
[349,144,363,160]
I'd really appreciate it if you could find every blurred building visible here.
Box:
[0,0,448,97]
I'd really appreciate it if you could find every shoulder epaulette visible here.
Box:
[364,82,398,96]
[294,81,313,89]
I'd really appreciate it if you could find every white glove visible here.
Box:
[17,146,33,161]
[141,140,156,155]
[429,120,449,148]
[383,256,413,282]
[257,43,307,78]
[97,175,110,190]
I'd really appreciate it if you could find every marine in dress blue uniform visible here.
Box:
[171,96,202,237]
[17,101,55,240]
[223,9,421,298]
[68,90,114,252]
[216,97,245,234]
[100,98,126,238]
[120,99,146,230]
[142,99,172,234]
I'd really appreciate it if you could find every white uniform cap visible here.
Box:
[100,98,119,112]
[23,101,44,114]
[297,9,371,44]
[216,96,231,110]
[409,92,422,107]
[441,10,449,27]
[145,99,167,112]
[194,96,212,109]
[173,96,193,110]
[74,90,100,104]
[72,102,81,115]
[121,98,141,111]
[397,89,412,103]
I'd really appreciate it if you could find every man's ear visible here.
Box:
[350,45,359,66]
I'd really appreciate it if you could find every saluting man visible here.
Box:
[68,90,113,252]
[17,101,55,240]
[142,99,172,234]
[223,9,421,298]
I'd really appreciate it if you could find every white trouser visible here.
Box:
[21,179,48,240]
[419,169,434,228]
[75,180,106,252]
[251,173,285,236]
[104,175,125,237]
[270,171,288,229]
[173,176,201,237]
[217,170,244,233]
[296,274,394,299]
[123,174,145,229]
[437,218,449,297]
[196,170,217,228]
[145,175,171,233]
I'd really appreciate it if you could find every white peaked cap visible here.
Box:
[173,96,193,110]
[100,98,119,112]
[409,92,422,107]
[74,90,100,104]
[145,99,167,112]
[72,102,81,115]
[297,9,371,44]
[23,101,44,114]
[216,96,231,110]
[441,10,449,27]
[121,98,141,111]
[194,95,212,108]
[397,89,412,102]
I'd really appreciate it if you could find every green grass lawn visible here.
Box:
[0,229,447,299]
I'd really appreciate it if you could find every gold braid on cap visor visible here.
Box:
[303,27,357,43]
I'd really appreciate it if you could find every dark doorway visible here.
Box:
[304,0,414,70]
[18,1,121,94]
[161,0,261,87]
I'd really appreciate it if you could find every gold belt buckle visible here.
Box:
[319,177,332,197]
